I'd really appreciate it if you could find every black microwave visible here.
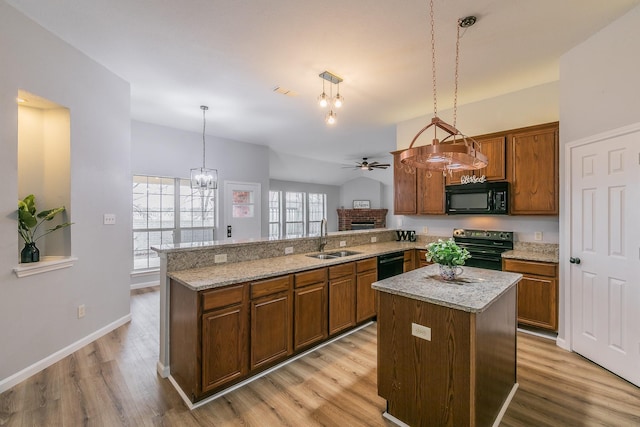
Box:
[445,181,509,215]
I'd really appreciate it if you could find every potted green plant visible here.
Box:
[17,194,72,263]
[425,238,471,280]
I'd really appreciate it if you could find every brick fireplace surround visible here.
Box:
[337,208,388,231]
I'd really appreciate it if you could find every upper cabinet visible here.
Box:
[446,136,506,185]
[507,123,559,215]
[393,122,559,216]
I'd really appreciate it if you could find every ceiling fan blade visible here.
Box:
[368,161,380,166]
[372,163,390,169]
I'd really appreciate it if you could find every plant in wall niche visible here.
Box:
[17,194,72,263]
[425,238,471,281]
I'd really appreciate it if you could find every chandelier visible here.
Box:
[400,1,487,174]
[190,105,218,191]
[318,71,344,125]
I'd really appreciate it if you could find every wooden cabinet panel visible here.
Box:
[329,262,355,280]
[356,257,377,273]
[202,284,244,311]
[294,268,327,288]
[417,169,445,214]
[415,249,433,268]
[356,269,377,322]
[403,250,415,272]
[393,151,417,214]
[250,291,293,370]
[445,136,506,185]
[202,303,248,392]
[251,275,292,298]
[508,123,559,215]
[503,258,558,331]
[329,275,356,335]
[294,276,328,351]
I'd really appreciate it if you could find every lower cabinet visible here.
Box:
[328,262,356,335]
[250,275,293,370]
[415,249,432,268]
[356,258,377,323]
[293,268,328,351]
[403,250,415,272]
[502,258,558,331]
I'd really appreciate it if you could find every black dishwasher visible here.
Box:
[377,251,405,280]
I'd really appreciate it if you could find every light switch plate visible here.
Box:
[103,213,116,225]
[340,241,346,247]
[534,231,543,241]
[371,237,377,243]
[411,323,431,341]
[285,247,294,255]
[214,254,227,263]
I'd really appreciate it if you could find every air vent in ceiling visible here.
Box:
[273,86,299,97]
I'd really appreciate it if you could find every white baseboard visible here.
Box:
[0,314,132,393]
[157,361,170,378]
[556,336,570,351]
[130,280,159,290]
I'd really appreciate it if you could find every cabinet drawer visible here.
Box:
[502,259,557,277]
[403,251,413,261]
[356,258,377,274]
[329,262,355,280]
[251,275,291,299]
[202,284,245,312]
[294,268,327,288]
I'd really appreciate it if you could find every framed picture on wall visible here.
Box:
[353,200,370,209]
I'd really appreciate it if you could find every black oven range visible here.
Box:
[452,228,514,271]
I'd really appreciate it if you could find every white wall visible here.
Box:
[269,180,341,232]
[393,81,561,241]
[558,4,640,345]
[340,177,383,209]
[1,3,131,388]
[132,120,271,240]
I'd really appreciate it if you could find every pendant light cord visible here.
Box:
[201,105,208,169]
[453,20,461,129]
[430,0,437,119]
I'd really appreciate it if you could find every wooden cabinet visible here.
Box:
[417,169,445,214]
[403,250,415,272]
[356,258,377,322]
[446,136,506,185]
[508,123,559,215]
[293,268,328,351]
[415,249,432,268]
[502,258,558,331]
[250,275,293,370]
[328,262,356,335]
[393,151,417,214]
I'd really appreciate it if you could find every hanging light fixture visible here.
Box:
[190,105,218,191]
[399,1,486,174]
[318,70,344,125]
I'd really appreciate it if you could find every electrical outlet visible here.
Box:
[78,304,85,319]
[411,323,431,341]
[284,247,294,255]
[534,231,543,241]
[214,254,227,263]
[422,226,428,234]
[103,214,116,225]
[371,236,377,243]
[340,241,346,247]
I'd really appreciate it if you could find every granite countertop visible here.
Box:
[169,241,420,291]
[501,250,558,263]
[372,264,522,313]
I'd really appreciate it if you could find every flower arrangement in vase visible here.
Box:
[425,238,471,280]
[17,194,72,263]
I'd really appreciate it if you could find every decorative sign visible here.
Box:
[460,175,486,184]
[353,200,371,209]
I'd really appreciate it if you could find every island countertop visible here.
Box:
[372,264,522,313]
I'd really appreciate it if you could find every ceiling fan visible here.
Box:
[347,158,391,171]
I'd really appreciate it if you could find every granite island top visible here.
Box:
[372,264,522,313]
[168,241,420,291]
[501,250,558,263]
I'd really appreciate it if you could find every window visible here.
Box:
[268,190,327,239]
[133,175,215,270]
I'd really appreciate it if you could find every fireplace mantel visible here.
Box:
[337,208,388,231]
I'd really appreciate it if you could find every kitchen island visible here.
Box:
[373,264,522,427]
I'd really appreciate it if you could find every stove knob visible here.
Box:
[484,231,490,237]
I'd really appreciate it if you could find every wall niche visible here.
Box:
[17,90,72,261]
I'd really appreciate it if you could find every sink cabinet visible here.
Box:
[328,262,356,335]
[293,268,328,351]
[356,258,377,322]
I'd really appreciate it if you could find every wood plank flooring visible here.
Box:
[1,287,639,426]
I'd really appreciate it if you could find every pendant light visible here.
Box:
[190,105,218,191]
[318,70,344,125]
[399,1,487,174]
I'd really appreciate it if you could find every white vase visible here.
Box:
[439,264,463,281]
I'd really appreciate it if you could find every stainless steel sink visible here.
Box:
[306,250,361,260]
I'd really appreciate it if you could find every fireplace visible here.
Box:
[337,208,388,231]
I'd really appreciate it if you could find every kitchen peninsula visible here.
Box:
[373,265,522,427]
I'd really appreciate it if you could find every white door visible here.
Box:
[569,126,640,386]
[224,181,261,241]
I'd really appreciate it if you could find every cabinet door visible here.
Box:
[393,151,417,214]
[250,291,292,370]
[356,269,377,322]
[329,276,356,335]
[202,304,248,393]
[509,124,559,215]
[517,275,558,331]
[294,282,327,351]
[476,136,506,181]
[417,169,445,214]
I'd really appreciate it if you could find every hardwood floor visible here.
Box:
[1,287,639,426]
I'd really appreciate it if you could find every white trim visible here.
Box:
[13,256,78,278]
[492,383,519,427]
[0,313,131,393]
[562,121,640,353]
[382,412,410,427]
[173,321,374,410]
[517,327,557,341]
[130,280,159,290]
[130,268,160,277]
[157,361,170,378]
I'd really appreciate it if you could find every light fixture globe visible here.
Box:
[318,92,329,108]
[333,93,344,108]
[325,110,337,125]
[190,105,218,192]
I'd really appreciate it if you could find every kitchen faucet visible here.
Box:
[318,218,327,252]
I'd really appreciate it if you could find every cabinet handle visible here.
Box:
[569,257,581,265]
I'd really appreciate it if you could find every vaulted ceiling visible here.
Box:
[8,0,640,178]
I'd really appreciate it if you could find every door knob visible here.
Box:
[569,257,581,264]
